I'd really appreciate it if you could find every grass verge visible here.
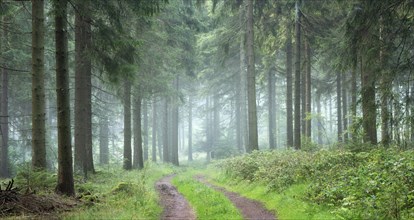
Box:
[62,163,174,219]
[172,169,243,220]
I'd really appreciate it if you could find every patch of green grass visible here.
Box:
[63,163,174,219]
[172,170,243,220]
[206,167,336,220]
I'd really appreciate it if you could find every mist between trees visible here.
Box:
[0,0,413,196]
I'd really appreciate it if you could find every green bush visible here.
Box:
[217,148,414,219]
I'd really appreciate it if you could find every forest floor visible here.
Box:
[156,172,276,220]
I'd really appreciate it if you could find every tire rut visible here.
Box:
[195,175,277,220]
[156,175,196,220]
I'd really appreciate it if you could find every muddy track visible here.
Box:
[196,175,277,220]
[155,175,196,220]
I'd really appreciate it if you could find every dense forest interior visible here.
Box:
[1,0,414,219]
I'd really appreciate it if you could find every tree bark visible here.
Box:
[133,94,144,169]
[171,77,179,166]
[123,81,132,170]
[54,0,74,196]
[75,0,94,174]
[188,95,193,161]
[31,0,47,169]
[152,98,157,162]
[239,2,248,153]
[342,72,349,142]
[351,41,357,142]
[268,70,276,149]
[99,114,109,165]
[0,16,10,178]
[337,72,343,142]
[286,20,293,148]
[294,0,302,150]
[361,57,377,144]
[305,40,311,139]
[246,0,258,152]
[316,91,323,144]
[143,100,149,161]
[162,97,170,163]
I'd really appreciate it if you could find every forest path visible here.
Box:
[195,175,277,220]
[155,175,196,220]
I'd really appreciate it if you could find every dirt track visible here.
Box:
[155,175,196,220]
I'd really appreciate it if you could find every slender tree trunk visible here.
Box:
[286,20,293,148]
[268,70,276,149]
[31,0,47,169]
[294,0,302,150]
[239,2,248,153]
[337,72,343,142]
[316,92,322,144]
[163,97,170,163]
[143,100,149,161]
[133,94,144,169]
[188,95,193,161]
[171,77,179,166]
[99,115,109,165]
[75,0,94,173]
[0,16,10,177]
[305,40,311,139]
[54,0,74,196]
[123,81,132,170]
[246,0,258,152]
[152,98,157,162]
[342,72,349,142]
[351,42,357,142]
[213,92,220,149]
[361,57,377,144]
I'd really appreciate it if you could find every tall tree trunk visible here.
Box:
[188,95,193,161]
[99,114,109,165]
[246,0,258,152]
[143,100,149,161]
[133,94,144,169]
[239,1,248,153]
[351,41,357,141]
[361,57,377,144]
[163,97,170,163]
[316,91,323,145]
[152,98,157,162]
[31,0,47,169]
[337,72,343,142]
[213,92,220,150]
[286,20,293,148]
[294,0,302,150]
[54,0,74,196]
[342,72,349,142]
[268,70,276,149]
[305,40,311,138]
[123,81,132,170]
[75,0,94,174]
[171,77,179,166]
[0,16,10,177]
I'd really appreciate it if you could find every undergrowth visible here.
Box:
[216,147,414,219]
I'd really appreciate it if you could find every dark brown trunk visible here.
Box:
[54,0,74,196]
[286,20,293,148]
[31,0,47,169]
[133,94,144,169]
[123,81,132,170]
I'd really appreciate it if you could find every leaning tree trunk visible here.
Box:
[0,16,10,178]
[75,0,94,174]
[361,57,377,144]
[31,0,47,169]
[337,72,343,142]
[294,0,302,150]
[286,20,293,148]
[133,94,144,169]
[246,0,258,152]
[54,0,74,196]
[268,70,276,149]
[123,81,132,170]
